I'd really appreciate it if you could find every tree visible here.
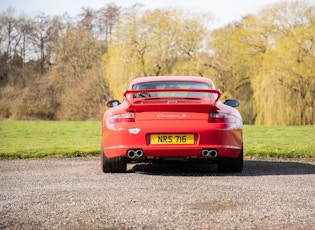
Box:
[253,0,315,125]
[30,14,62,74]
[104,8,211,98]
[206,18,264,124]
[51,26,110,120]
[96,3,120,48]
[206,1,315,125]
[0,7,23,85]
[77,3,120,50]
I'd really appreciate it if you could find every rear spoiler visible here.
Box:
[123,88,221,111]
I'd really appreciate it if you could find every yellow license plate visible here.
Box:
[150,134,194,144]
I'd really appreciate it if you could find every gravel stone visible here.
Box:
[0,157,314,229]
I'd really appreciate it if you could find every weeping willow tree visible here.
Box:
[206,15,266,124]
[102,7,212,99]
[208,0,314,125]
[253,0,315,125]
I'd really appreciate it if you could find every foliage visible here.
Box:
[0,121,314,159]
[0,4,117,120]
[0,1,314,125]
[209,1,315,125]
[50,26,110,120]
[104,8,212,99]
[252,1,315,125]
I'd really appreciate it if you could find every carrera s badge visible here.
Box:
[157,114,187,118]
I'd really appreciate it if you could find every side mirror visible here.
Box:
[224,99,239,107]
[106,100,120,108]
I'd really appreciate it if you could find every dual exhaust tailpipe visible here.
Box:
[127,149,144,159]
[201,149,218,158]
[127,148,217,159]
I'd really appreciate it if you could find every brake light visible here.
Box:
[108,113,135,123]
[209,112,235,123]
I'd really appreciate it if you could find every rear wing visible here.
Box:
[123,88,221,112]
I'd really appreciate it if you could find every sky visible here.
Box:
[0,0,312,28]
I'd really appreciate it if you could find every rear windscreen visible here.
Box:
[132,81,212,98]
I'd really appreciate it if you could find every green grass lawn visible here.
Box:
[244,125,315,158]
[0,121,314,159]
[0,121,101,158]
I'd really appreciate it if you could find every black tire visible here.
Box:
[218,147,243,173]
[101,148,126,173]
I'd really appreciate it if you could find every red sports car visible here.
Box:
[101,76,243,173]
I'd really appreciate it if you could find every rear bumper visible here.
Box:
[103,145,241,161]
[102,125,242,159]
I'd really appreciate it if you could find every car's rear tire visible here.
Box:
[101,148,126,173]
[218,147,243,173]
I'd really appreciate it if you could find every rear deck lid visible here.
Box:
[123,88,221,113]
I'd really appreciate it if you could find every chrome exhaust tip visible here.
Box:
[127,150,136,159]
[127,149,144,159]
[201,149,218,158]
[135,149,144,158]
[201,149,210,157]
[209,149,218,158]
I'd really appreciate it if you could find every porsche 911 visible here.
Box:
[101,76,243,173]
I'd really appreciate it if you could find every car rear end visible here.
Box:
[102,98,242,160]
[101,77,243,173]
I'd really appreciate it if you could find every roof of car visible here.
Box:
[130,76,214,87]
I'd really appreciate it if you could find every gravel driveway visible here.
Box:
[1,157,314,229]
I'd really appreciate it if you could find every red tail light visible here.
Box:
[209,112,235,123]
[108,113,135,124]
